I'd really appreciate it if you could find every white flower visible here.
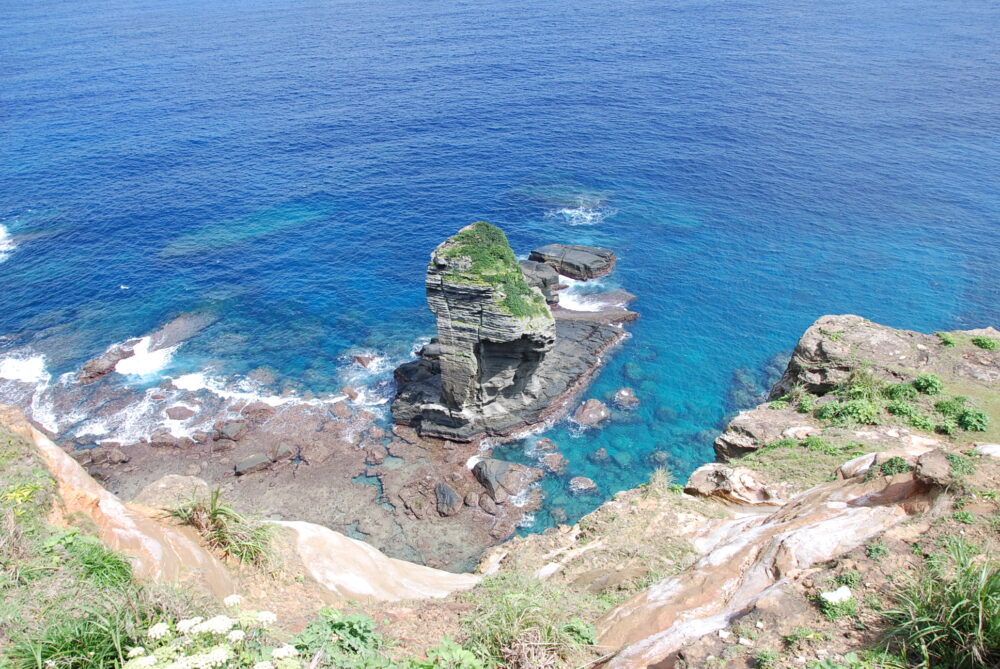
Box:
[252,663,274,669]
[223,594,242,608]
[227,629,246,643]
[176,617,203,634]
[256,610,277,626]
[147,622,171,640]
[270,644,298,660]
[127,647,147,658]
[190,615,234,635]
[134,658,157,668]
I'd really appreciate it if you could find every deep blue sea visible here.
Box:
[2,0,998,531]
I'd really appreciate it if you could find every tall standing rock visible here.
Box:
[395,222,556,439]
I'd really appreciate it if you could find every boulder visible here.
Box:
[574,399,611,427]
[478,494,499,515]
[133,475,211,508]
[529,244,617,280]
[472,458,542,502]
[219,421,246,441]
[165,406,196,421]
[613,387,640,410]
[518,259,562,304]
[234,453,271,476]
[149,429,178,449]
[568,476,598,494]
[541,452,568,474]
[535,437,559,451]
[714,407,803,460]
[77,339,140,384]
[588,447,611,464]
[684,463,786,505]
[435,482,463,517]
[354,354,375,368]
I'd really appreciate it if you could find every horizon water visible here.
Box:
[2,0,998,536]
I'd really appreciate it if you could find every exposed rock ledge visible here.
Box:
[0,405,478,603]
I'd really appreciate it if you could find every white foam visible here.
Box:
[545,203,615,226]
[0,224,15,262]
[0,354,49,383]
[171,371,301,407]
[114,336,178,377]
[558,292,605,312]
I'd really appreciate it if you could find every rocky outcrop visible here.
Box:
[1,405,479,604]
[714,408,814,460]
[529,243,617,280]
[393,223,635,442]
[598,469,936,667]
[519,259,562,304]
[683,463,788,505]
[574,398,611,426]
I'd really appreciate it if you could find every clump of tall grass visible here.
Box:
[462,572,598,668]
[164,489,273,566]
[883,537,999,668]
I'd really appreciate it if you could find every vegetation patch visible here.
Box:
[439,222,549,319]
[164,489,274,566]
[971,336,998,351]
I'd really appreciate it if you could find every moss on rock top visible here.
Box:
[437,221,549,319]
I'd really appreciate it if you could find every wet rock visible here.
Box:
[269,442,295,462]
[684,463,786,505]
[107,446,130,464]
[654,406,677,423]
[77,339,140,384]
[569,476,598,494]
[150,429,178,449]
[241,402,276,423]
[331,402,352,420]
[354,355,375,368]
[541,452,568,473]
[535,437,559,451]
[472,458,514,501]
[165,406,196,421]
[219,421,246,441]
[234,453,271,476]
[613,387,640,410]
[342,386,360,401]
[574,399,610,426]
[647,450,670,466]
[588,447,610,464]
[529,244,616,280]
[435,482,463,517]
[519,259,562,304]
[550,506,568,524]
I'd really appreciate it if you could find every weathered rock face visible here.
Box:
[529,243,617,280]
[683,463,787,505]
[519,259,562,304]
[393,222,555,440]
[393,223,633,442]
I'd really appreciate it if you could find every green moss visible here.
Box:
[439,221,549,319]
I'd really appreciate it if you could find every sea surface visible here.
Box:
[2,0,998,532]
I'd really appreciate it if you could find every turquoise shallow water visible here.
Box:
[1,0,998,531]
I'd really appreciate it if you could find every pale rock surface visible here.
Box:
[684,463,787,505]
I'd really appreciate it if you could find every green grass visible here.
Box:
[733,437,870,489]
[461,571,600,668]
[884,537,1000,668]
[971,336,998,351]
[164,489,273,565]
[817,595,857,621]
[837,569,863,588]
[936,332,957,347]
[866,542,889,561]
[439,222,549,319]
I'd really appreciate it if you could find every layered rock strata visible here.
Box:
[393,223,634,441]
[529,243,617,280]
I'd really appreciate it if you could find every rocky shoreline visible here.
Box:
[0,226,637,571]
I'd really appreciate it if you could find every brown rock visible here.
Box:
[464,492,479,507]
[613,387,640,410]
[535,437,559,451]
[354,355,375,368]
[914,449,955,488]
[165,406,196,421]
[150,429,178,449]
[107,447,130,465]
[478,494,499,515]
[684,463,786,505]
[342,386,360,401]
[569,476,598,494]
[574,399,611,427]
[331,401,352,420]
[541,452,568,474]
[234,453,271,476]
[241,402,277,423]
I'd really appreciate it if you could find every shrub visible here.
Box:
[797,394,817,413]
[754,648,780,668]
[936,418,958,436]
[884,537,1000,668]
[837,570,863,588]
[936,332,957,347]
[883,383,918,401]
[907,412,935,432]
[294,608,388,665]
[957,409,988,432]
[913,374,943,395]
[945,453,977,479]
[8,604,138,669]
[866,542,889,561]
[839,369,885,402]
[934,397,968,417]
[164,489,273,565]
[814,403,842,421]
[643,467,675,499]
[840,399,880,425]
[769,399,789,410]
[971,336,998,351]
[462,572,598,668]
[881,457,913,476]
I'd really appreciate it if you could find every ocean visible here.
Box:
[2,0,998,531]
